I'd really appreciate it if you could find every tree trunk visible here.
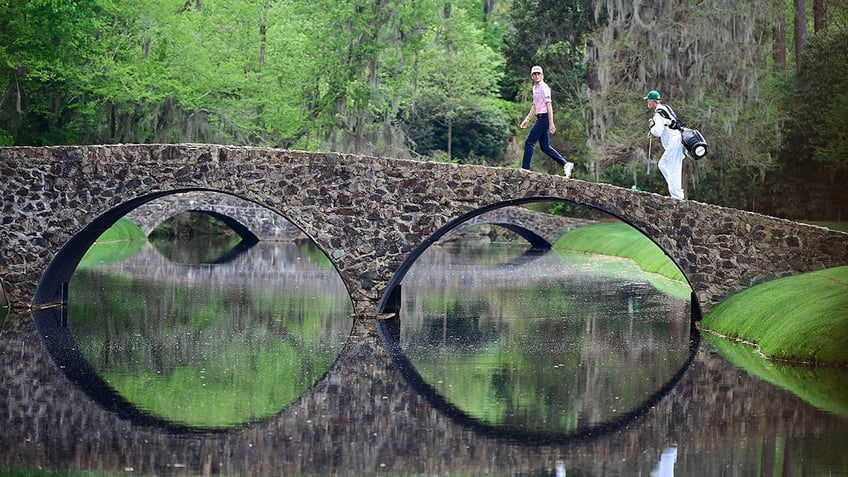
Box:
[447,117,453,160]
[773,1,787,70]
[585,0,599,90]
[258,1,268,70]
[794,0,807,68]
[813,0,827,32]
[483,0,495,20]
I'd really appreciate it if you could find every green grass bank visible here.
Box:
[554,221,686,282]
[556,221,848,366]
[77,218,147,268]
[701,266,848,366]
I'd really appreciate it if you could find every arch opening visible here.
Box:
[146,211,259,265]
[34,188,355,432]
[378,197,697,314]
[377,198,698,442]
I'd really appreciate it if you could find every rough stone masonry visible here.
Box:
[2,144,847,319]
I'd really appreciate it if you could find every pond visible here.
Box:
[1,226,847,476]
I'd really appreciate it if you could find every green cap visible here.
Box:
[643,90,661,100]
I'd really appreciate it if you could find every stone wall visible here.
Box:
[126,190,305,240]
[2,144,847,317]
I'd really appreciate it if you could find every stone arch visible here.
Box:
[375,197,696,317]
[127,190,304,241]
[167,210,260,246]
[443,205,592,250]
[33,188,354,311]
[488,223,551,250]
[4,145,847,319]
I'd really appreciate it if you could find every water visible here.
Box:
[61,239,353,431]
[389,243,694,440]
[2,235,847,476]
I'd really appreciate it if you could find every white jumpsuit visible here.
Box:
[650,104,685,200]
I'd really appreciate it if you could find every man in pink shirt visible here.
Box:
[520,65,574,178]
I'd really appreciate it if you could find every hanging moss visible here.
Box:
[587,0,775,175]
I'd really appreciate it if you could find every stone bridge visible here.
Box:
[127,191,305,241]
[2,144,847,319]
[126,191,589,248]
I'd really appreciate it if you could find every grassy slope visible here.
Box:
[803,221,848,233]
[94,217,147,242]
[77,218,147,268]
[556,221,848,366]
[701,266,848,365]
[555,221,686,281]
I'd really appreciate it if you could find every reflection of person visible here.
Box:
[645,90,685,199]
[520,66,574,178]
[650,445,678,476]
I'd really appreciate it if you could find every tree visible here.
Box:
[773,0,787,70]
[578,0,781,207]
[794,0,807,67]
[0,0,127,144]
[768,10,848,220]
[786,27,848,174]
[814,0,827,31]
[415,2,505,161]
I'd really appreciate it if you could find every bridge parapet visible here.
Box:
[2,144,847,318]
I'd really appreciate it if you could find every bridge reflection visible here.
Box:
[2,310,845,475]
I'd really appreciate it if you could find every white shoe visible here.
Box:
[563,162,574,178]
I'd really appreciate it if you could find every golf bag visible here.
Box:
[656,105,709,160]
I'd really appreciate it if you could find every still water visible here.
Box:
[2,233,848,476]
[389,242,693,440]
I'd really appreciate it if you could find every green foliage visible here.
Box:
[405,97,512,162]
[1,0,846,220]
[789,27,848,173]
[503,0,592,99]
[764,25,848,220]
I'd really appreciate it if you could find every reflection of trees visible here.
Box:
[65,241,353,428]
[398,244,692,432]
[412,300,502,349]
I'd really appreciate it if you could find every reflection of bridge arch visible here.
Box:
[379,242,697,443]
[189,210,260,246]
[377,308,701,445]
[33,305,231,434]
[103,242,348,292]
[39,240,353,433]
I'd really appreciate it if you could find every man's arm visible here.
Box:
[520,105,537,129]
[546,101,556,133]
[649,111,664,137]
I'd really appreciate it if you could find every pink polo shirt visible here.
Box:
[533,81,552,114]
